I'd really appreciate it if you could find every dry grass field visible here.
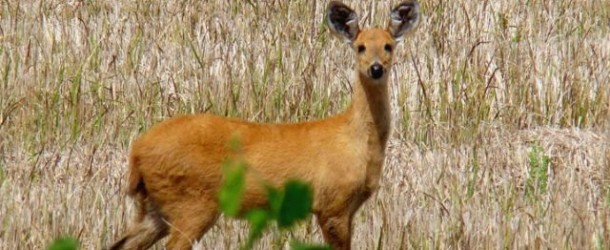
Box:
[1,0,609,249]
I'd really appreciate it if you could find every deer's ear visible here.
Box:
[326,1,360,43]
[387,1,420,42]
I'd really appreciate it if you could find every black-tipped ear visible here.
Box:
[388,0,420,42]
[326,1,360,43]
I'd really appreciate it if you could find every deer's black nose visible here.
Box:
[370,64,384,79]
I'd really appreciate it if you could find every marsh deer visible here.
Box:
[109,1,419,249]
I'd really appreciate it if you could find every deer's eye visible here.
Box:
[357,45,366,53]
[384,44,393,53]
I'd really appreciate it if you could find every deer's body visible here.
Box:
[109,2,419,250]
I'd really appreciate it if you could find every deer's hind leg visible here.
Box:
[163,198,220,250]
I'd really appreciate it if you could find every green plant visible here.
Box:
[47,236,78,250]
[525,144,550,199]
[219,146,330,250]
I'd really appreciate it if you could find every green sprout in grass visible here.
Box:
[525,144,550,200]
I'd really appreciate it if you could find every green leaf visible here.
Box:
[278,180,313,228]
[265,185,283,217]
[47,236,78,250]
[291,241,332,250]
[218,159,246,217]
[244,209,271,250]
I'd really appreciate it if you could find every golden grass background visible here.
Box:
[1,0,609,249]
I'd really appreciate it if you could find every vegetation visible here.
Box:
[47,236,78,250]
[525,144,550,200]
[219,148,328,250]
[1,0,609,249]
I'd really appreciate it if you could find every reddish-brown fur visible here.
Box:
[108,1,419,249]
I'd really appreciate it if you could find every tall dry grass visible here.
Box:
[1,0,609,249]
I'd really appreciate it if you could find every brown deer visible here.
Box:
[108,1,419,249]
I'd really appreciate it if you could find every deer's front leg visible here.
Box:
[317,211,353,250]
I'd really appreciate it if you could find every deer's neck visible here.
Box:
[346,73,392,152]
